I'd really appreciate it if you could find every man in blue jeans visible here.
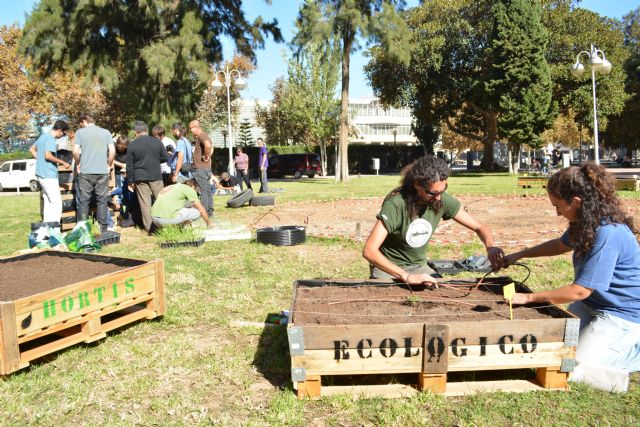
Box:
[258,137,268,193]
[73,113,115,232]
[188,120,213,216]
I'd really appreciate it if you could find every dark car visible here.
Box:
[267,153,321,178]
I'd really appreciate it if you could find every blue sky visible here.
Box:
[2,0,640,100]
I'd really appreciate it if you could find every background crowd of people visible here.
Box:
[32,114,269,234]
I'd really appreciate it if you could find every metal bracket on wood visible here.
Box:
[564,318,580,347]
[291,367,307,382]
[561,358,576,373]
[287,326,305,356]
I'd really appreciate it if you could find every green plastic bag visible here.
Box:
[64,221,101,252]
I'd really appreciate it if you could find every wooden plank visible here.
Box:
[297,375,321,398]
[296,319,568,350]
[444,379,559,396]
[420,373,447,393]
[320,384,419,399]
[81,317,106,343]
[536,367,569,390]
[292,343,571,375]
[101,308,155,333]
[20,328,90,364]
[0,303,20,375]
[423,324,448,374]
[150,259,166,317]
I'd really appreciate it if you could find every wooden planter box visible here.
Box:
[615,177,640,191]
[288,279,578,398]
[517,176,549,189]
[0,251,165,375]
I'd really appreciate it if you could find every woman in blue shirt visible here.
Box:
[502,163,640,372]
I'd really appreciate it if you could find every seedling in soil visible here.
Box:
[155,225,204,245]
[404,295,421,307]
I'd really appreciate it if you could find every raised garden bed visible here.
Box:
[288,278,577,398]
[0,251,165,375]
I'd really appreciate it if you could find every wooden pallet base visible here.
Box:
[315,379,568,399]
[15,294,158,370]
[296,368,569,399]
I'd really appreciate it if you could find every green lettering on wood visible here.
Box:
[112,282,118,299]
[43,299,57,319]
[93,286,105,303]
[77,291,90,309]
[125,277,135,294]
[61,296,74,313]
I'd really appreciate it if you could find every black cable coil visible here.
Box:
[256,225,306,246]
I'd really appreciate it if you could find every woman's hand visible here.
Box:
[507,293,530,305]
[500,253,521,269]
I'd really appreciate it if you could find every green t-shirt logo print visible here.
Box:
[406,219,432,248]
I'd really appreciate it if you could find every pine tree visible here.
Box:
[238,119,253,148]
[486,0,556,172]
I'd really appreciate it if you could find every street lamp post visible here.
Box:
[570,44,612,165]
[211,65,246,175]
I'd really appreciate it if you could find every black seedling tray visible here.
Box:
[428,259,493,275]
[160,238,205,249]
[96,231,121,246]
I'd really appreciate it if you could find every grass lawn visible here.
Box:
[0,174,639,426]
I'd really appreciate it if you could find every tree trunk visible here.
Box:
[480,112,498,170]
[319,138,327,176]
[337,32,352,182]
[334,138,340,179]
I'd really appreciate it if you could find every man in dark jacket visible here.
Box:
[126,121,169,232]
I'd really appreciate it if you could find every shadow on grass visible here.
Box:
[251,313,292,390]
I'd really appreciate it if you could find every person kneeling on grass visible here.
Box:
[362,155,503,285]
[151,179,212,228]
[499,163,640,384]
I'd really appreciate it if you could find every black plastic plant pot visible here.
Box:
[159,238,205,248]
[256,226,306,246]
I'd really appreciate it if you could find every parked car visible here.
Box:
[267,153,321,179]
[0,159,39,192]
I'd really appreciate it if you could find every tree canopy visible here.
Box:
[21,0,282,127]
[367,0,556,169]
[366,0,629,168]
[293,0,410,181]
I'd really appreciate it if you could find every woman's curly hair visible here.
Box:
[386,156,450,219]
[547,163,636,258]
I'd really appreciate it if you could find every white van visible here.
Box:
[0,159,39,192]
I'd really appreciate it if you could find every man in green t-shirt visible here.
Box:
[363,156,503,285]
[151,180,212,227]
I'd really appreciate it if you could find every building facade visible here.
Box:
[349,98,417,145]
[208,97,418,148]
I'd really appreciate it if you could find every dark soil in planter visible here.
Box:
[291,282,569,325]
[0,256,130,301]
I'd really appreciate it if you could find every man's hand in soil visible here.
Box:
[404,273,439,288]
